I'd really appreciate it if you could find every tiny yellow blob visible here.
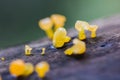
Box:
[9,59,26,77]
[35,61,50,78]
[25,45,32,56]
[88,25,98,38]
[38,17,53,39]
[51,14,66,30]
[41,48,46,55]
[53,28,71,48]
[1,57,5,61]
[75,21,89,40]
[23,63,34,76]
[64,38,86,55]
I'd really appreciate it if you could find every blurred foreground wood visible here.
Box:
[0,15,120,80]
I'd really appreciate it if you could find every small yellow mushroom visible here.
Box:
[51,14,66,30]
[64,38,86,55]
[88,25,98,38]
[25,45,32,56]
[53,28,71,48]
[23,63,34,76]
[41,48,46,55]
[9,59,26,77]
[38,17,53,39]
[1,57,5,61]
[75,21,89,40]
[35,61,50,78]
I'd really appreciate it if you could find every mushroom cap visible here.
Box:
[51,14,66,27]
[53,28,67,41]
[9,59,26,77]
[39,17,53,30]
[75,20,89,31]
[53,28,68,48]
[89,25,98,31]
[23,63,34,76]
[73,39,86,54]
[35,61,50,78]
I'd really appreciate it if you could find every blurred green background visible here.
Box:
[0,0,120,48]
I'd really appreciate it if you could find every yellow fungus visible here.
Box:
[51,14,66,30]
[9,59,26,77]
[23,63,34,76]
[75,21,89,40]
[41,48,46,55]
[35,61,50,78]
[75,21,89,30]
[1,57,5,61]
[38,17,53,39]
[88,25,98,38]
[25,45,32,56]
[64,38,86,55]
[53,28,71,48]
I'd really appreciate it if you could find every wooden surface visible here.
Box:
[0,15,120,80]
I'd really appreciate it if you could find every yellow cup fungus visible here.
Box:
[51,14,66,31]
[88,25,98,38]
[38,17,54,39]
[41,48,46,55]
[9,59,34,77]
[35,61,50,78]
[9,59,26,77]
[25,45,32,56]
[1,57,5,61]
[23,63,34,76]
[75,21,90,40]
[64,38,86,55]
[75,20,98,39]
[53,28,71,48]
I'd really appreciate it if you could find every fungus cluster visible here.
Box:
[2,14,98,80]
[50,19,98,55]
[38,14,66,39]
[9,59,49,79]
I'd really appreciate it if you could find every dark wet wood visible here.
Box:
[0,15,120,80]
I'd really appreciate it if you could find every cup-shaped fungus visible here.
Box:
[53,28,71,48]
[88,25,98,38]
[41,48,46,55]
[9,59,26,77]
[38,17,53,39]
[25,45,32,56]
[64,38,86,55]
[35,61,50,78]
[23,63,34,76]
[75,21,89,40]
[51,14,66,30]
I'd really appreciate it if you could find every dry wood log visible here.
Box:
[0,15,120,80]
